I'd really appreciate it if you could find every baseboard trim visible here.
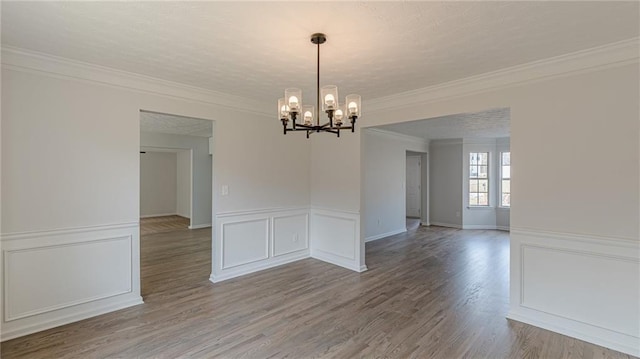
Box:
[1,295,144,342]
[365,228,407,242]
[210,251,309,283]
[188,223,212,230]
[463,224,510,230]
[507,310,640,357]
[429,222,462,229]
[420,221,430,227]
[310,249,363,272]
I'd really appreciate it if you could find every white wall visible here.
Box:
[362,129,428,242]
[176,150,191,219]
[361,60,639,355]
[0,50,311,340]
[429,140,463,228]
[140,151,177,217]
[140,133,211,227]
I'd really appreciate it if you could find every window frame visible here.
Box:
[468,152,490,207]
[500,151,511,208]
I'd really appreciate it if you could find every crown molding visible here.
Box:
[463,138,498,145]
[365,37,640,113]
[429,138,463,146]
[1,46,273,118]
[363,128,428,145]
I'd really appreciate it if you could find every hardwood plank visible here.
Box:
[1,226,635,358]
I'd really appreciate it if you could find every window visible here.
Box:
[501,152,511,207]
[469,152,489,206]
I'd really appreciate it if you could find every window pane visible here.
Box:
[502,166,510,179]
[470,179,478,192]
[502,152,510,166]
[502,193,511,207]
[478,193,488,206]
[502,179,510,193]
[479,152,488,165]
[470,153,478,165]
[470,166,478,178]
[478,165,488,178]
[478,179,488,193]
[469,193,478,206]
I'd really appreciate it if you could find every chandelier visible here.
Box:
[278,33,361,138]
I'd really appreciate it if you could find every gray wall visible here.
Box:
[362,129,428,241]
[141,132,211,227]
[429,140,463,227]
[176,150,191,218]
[140,151,177,217]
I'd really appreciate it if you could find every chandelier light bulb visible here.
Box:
[303,111,313,125]
[324,94,335,108]
[289,96,299,109]
[335,108,344,125]
[348,102,358,115]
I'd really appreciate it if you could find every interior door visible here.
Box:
[406,156,421,218]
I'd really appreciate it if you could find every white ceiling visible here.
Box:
[375,107,510,140]
[2,2,638,106]
[140,111,212,137]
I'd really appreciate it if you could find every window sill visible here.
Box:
[497,207,511,211]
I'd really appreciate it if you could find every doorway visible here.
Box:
[406,151,428,231]
[406,155,421,218]
[140,148,192,234]
[139,110,214,297]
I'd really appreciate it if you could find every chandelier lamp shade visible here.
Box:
[278,33,361,138]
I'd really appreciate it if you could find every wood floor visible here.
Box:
[1,226,635,358]
[140,215,190,236]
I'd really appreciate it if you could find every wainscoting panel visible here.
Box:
[310,208,366,272]
[5,236,132,321]
[1,223,143,341]
[273,213,309,257]
[212,207,310,283]
[509,228,640,356]
[221,219,269,269]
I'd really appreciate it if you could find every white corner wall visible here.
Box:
[140,151,177,217]
[429,140,463,228]
[309,132,366,272]
[362,129,428,242]
[363,58,640,355]
[140,133,211,227]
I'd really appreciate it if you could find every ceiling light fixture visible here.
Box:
[278,33,361,138]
